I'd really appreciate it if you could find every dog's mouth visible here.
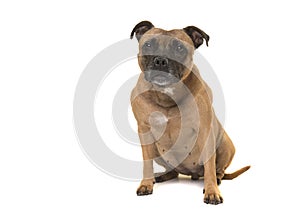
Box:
[144,70,180,87]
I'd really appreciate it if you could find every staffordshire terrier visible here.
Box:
[130,21,250,205]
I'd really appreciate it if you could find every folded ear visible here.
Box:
[130,21,154,41]
[183,26,209,48]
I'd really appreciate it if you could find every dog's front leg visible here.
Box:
[203,153,223,204]
[136,129,156,196]
[202,131,223,204]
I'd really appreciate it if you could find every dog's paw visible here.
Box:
[203,187,223,205]
[136,179,154,196]
[204,192,223,205]
[191,174,200,180]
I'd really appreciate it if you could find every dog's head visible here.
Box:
[130,21,209,87]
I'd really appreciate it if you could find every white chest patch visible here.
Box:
[149,111,168,140]
[149,111,168,125]
[163,87,175,95]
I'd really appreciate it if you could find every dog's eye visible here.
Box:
[142,39,157,53]
[144,42,152,48]
[172,40,186,54]
[177,45,184,52]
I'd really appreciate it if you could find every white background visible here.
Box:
[1,0,300,213]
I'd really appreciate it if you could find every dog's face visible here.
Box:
[138,31,194,87]
[130,21,209,87]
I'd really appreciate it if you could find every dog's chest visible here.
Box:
[149,107,181,145]
[150,107,198,160]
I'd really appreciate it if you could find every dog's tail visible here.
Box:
[222,166,251,180]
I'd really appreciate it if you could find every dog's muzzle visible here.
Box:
[144,70,180,87]
[144,56,180,87]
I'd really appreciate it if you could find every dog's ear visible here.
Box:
[130,21,154,41]
[183,26,209,48]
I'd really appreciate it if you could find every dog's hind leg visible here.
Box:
[154,170,179,183]
[154,157,178,183]
[215,130,235,185]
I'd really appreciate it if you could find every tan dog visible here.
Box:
[130,21,250,205]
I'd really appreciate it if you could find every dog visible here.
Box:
[130,21,250,205]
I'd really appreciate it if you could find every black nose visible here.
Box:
[153,56,168,68]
